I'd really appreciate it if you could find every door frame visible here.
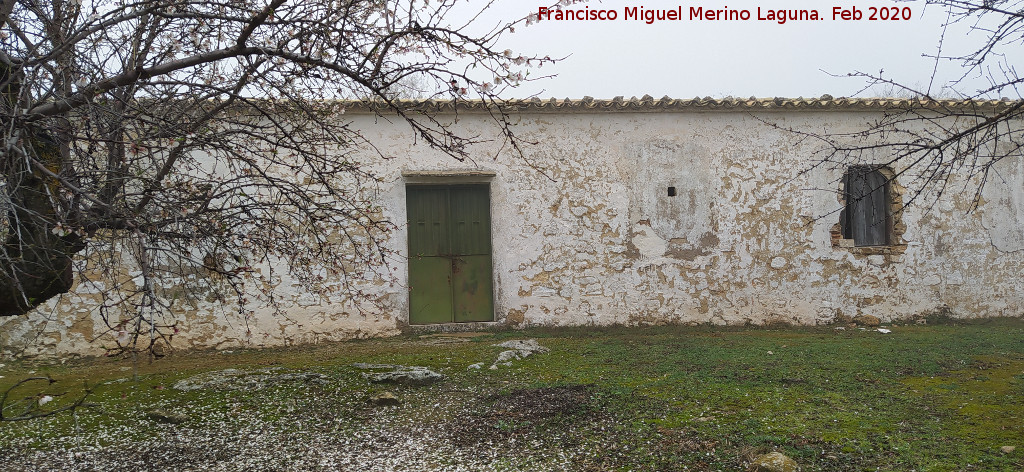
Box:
[403,170,497,325]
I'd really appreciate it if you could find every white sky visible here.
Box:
[464,0,1004,99]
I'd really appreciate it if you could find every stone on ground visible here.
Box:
[368,391,401,407]
[489,339,549,369]
[748,452,799,472]
[357,365,445,386]
[146,409,188,424]
[493,339,549,354]
[1000,445,1016,454]
[495,349,526,363]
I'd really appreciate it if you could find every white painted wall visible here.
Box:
[3,101,1022,357]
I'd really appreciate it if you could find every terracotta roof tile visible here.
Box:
[342,96,1019,113]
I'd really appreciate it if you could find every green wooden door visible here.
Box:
[407,185,493,324]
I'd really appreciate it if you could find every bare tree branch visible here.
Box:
[0,0,556,364]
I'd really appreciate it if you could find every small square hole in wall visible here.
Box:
[667,186,677,197]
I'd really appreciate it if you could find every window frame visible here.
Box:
[831,165,907,254]
[841,165,892,247]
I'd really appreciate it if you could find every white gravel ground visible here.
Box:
[1,364,600,471]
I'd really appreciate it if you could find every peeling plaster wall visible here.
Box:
[981,153,1024,252]
[3,107,1023,358]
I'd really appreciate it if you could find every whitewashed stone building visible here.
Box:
[3,96,1022,357]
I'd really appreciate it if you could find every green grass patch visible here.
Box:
[2,319,1023,471]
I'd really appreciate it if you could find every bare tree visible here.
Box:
[0,0,549,356]
[796,0,1023,211]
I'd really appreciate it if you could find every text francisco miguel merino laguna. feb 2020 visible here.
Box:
[533,5,914,25]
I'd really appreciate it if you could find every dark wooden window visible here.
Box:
[841,166,890,247]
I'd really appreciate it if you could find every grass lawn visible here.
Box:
[1,318,1022,471]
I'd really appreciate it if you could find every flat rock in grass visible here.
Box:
[748,452,799,472]
[172,368,329,391]
[495,349,528,363]
[368,392,401,407]
[146,409,188,424]
[351,363,403,370]
[361,366,444,386]
[493,339,549,354]
[490,339,549,369]
[1001,445,1016,454]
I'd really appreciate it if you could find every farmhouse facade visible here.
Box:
[2,96,1023,357]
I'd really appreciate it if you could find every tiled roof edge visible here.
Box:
[341,95,1020,113]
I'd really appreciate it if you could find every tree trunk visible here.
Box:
[0,133,84,316]
[1,61,83,316]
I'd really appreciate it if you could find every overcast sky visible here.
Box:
[464,0,1001,100]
